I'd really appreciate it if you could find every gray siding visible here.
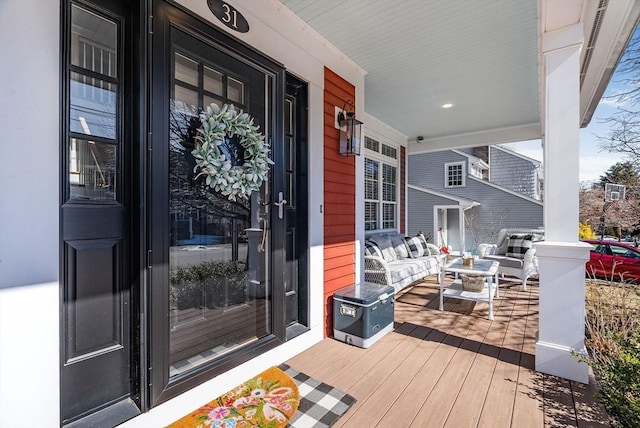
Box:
[408,151,469,191]
[462,177,543,248]
[489,147,539,199]
[407,149,543,251]
[407,188,459,240]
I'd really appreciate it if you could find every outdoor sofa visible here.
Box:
[364,232,444,294]
[477,228,544,290]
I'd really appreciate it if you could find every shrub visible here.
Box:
[583,279,640,428]
[169,260,248,310]
[579,222,597,239]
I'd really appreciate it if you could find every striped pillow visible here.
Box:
[364,241,384,259]
[506,234,534,259]
[405,236,425,258]
[415,234,431,255]
[391,234,410,258]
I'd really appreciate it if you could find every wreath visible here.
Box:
[192,103,273,201]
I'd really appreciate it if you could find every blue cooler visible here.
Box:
[333,282,394,348]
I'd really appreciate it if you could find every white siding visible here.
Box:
[0,1,61,426]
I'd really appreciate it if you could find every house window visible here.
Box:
[382,164,397,229]
[445,161,465,188]
[381,143,397,159]
[364,137,399,231]
[365,136,379,152]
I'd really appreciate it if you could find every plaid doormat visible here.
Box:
[278,364,356,428]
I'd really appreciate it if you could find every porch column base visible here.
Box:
[534,241,591,384]
[535,340,589,383]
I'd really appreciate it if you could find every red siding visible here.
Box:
[400,146,406,234]
[323,67,356,337]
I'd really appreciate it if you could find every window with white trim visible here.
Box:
[445,161,465,188]
[364,136,399,231]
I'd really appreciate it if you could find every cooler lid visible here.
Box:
[334,282,394,305]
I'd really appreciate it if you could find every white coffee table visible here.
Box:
[440,258,500,320]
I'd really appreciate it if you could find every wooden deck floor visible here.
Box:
[286,275,610,427]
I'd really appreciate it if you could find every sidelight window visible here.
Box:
[67,4,120,201]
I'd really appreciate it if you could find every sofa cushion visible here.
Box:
[390,234,410,258]
[364,240,384,259]
[369,234,397,262]
[505,234,534,259]
[414,255,440,271]
[405,236,425,258]
[484,254,524,269]
[388,260,424,284]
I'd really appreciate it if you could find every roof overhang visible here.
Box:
[280,0,639,151]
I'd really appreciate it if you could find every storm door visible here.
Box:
[148,1,288,405]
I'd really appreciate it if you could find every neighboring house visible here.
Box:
[407,146,543,252]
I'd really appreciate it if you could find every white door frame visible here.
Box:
[433,205,465,253]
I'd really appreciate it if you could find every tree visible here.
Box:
[579,183,639,237]
[597,26,640,166]
[464,206,508,249]
[599,161,640,185]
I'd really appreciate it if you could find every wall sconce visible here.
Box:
[337,102,362,156]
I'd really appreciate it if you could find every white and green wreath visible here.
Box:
[192,103,273,201]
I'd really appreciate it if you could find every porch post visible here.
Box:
[535,23,590,383]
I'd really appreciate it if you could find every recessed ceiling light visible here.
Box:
[441,103,454,109]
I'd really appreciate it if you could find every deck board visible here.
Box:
[285,275,611,427]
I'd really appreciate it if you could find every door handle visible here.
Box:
[274,192,287,219]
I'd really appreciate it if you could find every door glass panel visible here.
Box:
[285,100,294,206]
[203,95,222,109]
[71,5,117,73]
[70,72,117,140]
[174,85,198,111]
[168,50,270,378]
[227,77,244,104]
[204,66,224,96]
[175,53,198,86]
[69,138,117,201]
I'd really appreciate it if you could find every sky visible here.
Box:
[503,26,637,183]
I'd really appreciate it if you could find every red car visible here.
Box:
[582,239,640,283]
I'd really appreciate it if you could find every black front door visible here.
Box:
[148,1,289,404]
[59,0,310,423]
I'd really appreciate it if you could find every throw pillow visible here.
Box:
[364,240,383,259]
[404,236,425,258]
[390,234,410,258]
[369,234,397,262]
[415,233,431,255]
[506,234,534,259]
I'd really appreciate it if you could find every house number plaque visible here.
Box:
[208,0,249,33]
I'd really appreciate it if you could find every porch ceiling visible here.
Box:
[280,0,640,149]
[281,0,540,143]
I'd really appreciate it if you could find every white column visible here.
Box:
[535,24,591,384]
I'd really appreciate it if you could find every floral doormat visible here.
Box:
[167,366,300,428]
